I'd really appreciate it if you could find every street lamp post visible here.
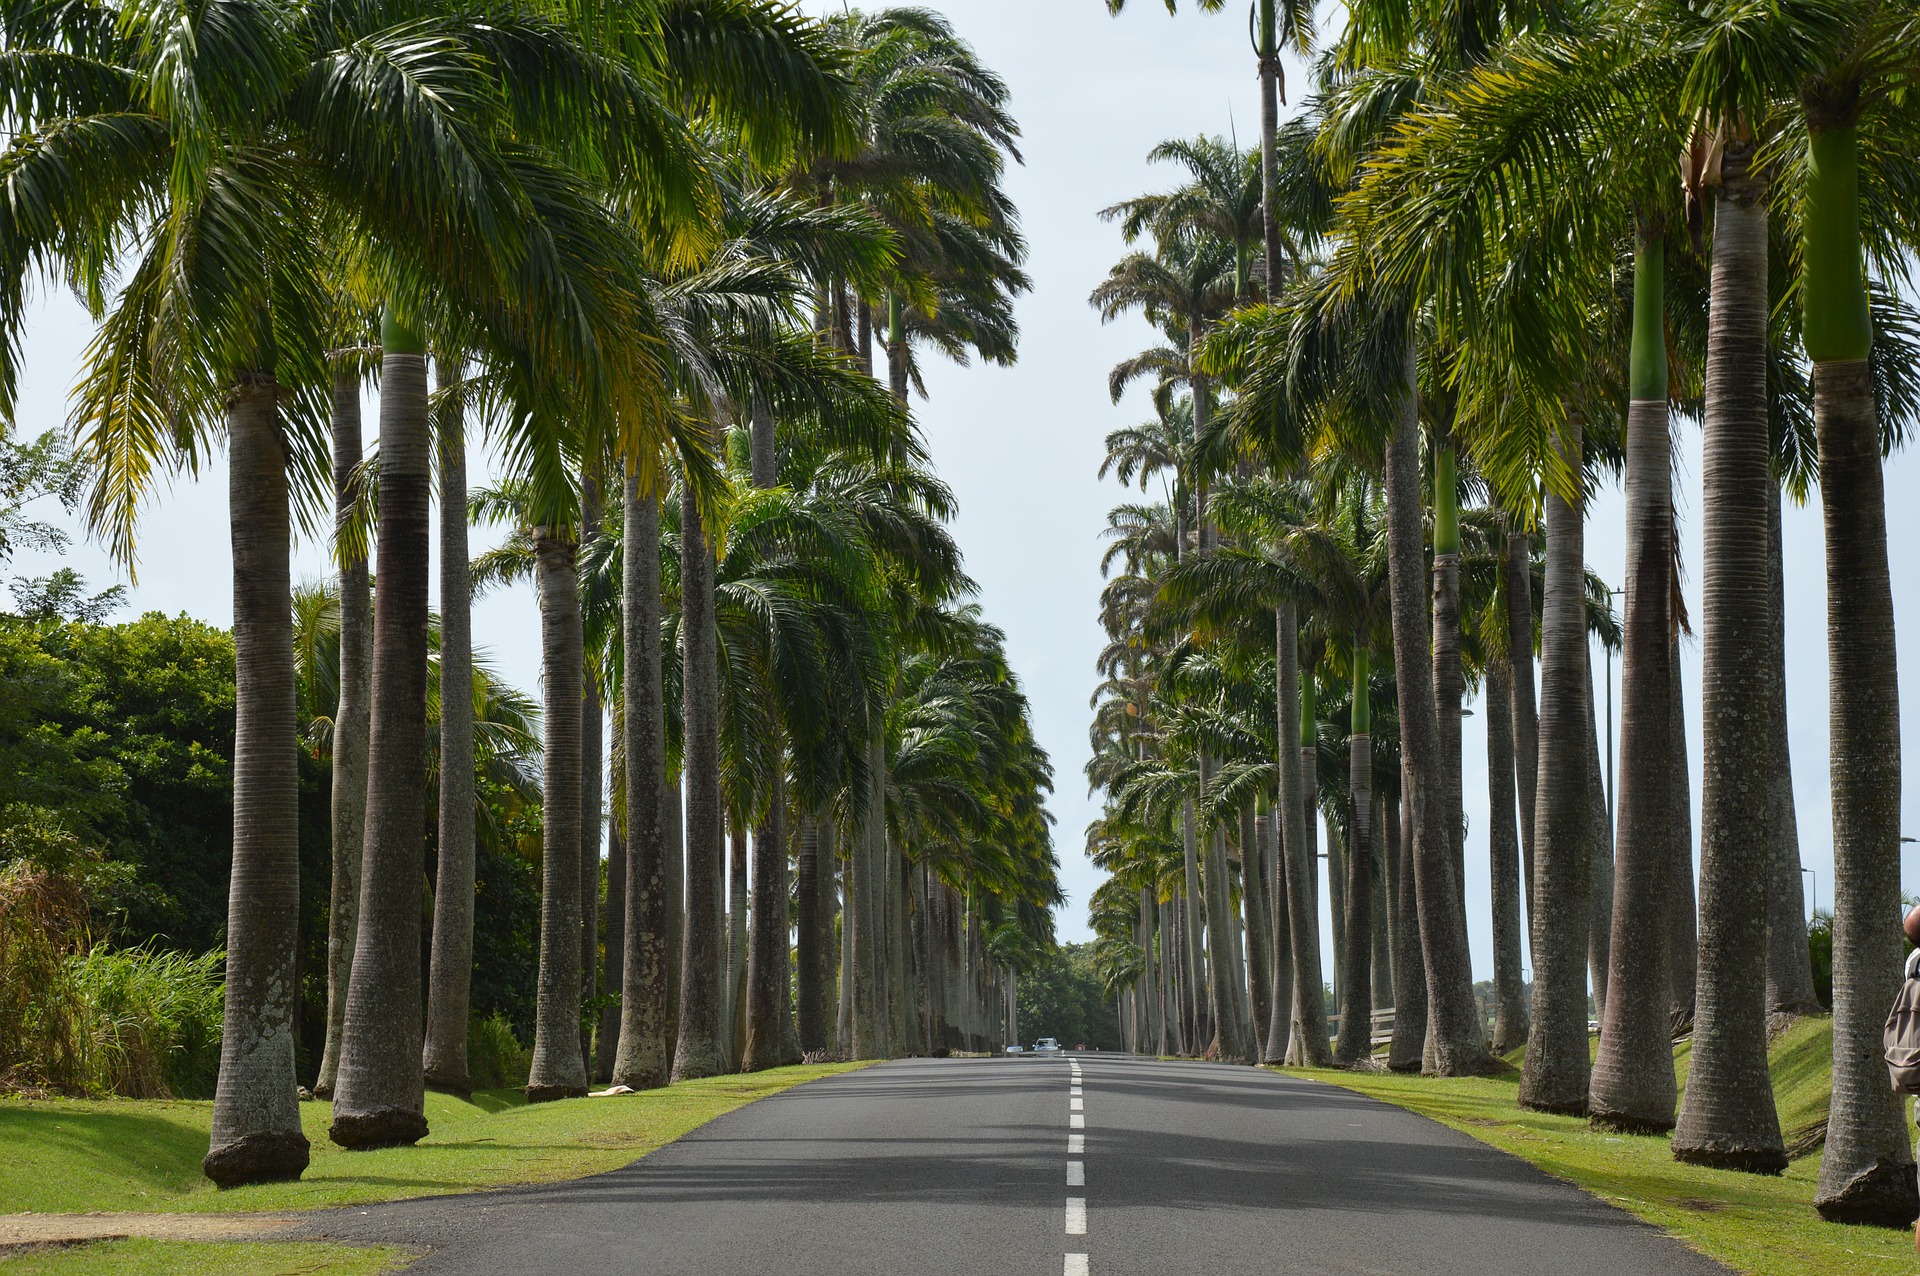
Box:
[1801,865,1815,921]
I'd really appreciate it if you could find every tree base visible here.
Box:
[1815,1158,1920,1228]
[423,1069,471,1101]
[524,1083,588,1104]
[203,1129,311,1188]
[1519,1095,1589,1118]
[1673,1142,1788,1175]
[329,1107,430,1149]
[1590,1108,1676,1136]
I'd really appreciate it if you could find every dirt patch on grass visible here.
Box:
[1673,1197,1726,1213]
[0,1212,299,1247]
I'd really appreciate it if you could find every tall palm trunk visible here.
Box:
[331,319,432,1147]
[1591,232,1675,1131]
[1267,798,1294,1056]
[1485,657,1528,1054]
[314,363,368,1102]
[526,525,588,1101]
[797,816,829,1054]
[1519,416,1591,1115]
[1199,751,1251,1063]
[1387,767,1427,1071]
[424,360,474,1096]
[598,810,624,1083]
[1281,653,1330,1064]
[1334,645,1374,1065]
[1180,805,1206,1051]
[1672,142,1787,1172]
[673,456,727,1080]
[745,403,793,1070]
[744,775,789,1069]
[1371,794,1393,1013]
[578,472,605,1075]
[727,822,749,1068]
[1584,647,1614,1028]
[666,768,684,1059]
[203,376,310,1187]
[1503,527,1540,946]
[851,725,887,1058]
[1667,633,1698,1032]
[1432,430,1467,919]
[1762,486,1819,1016]
[612,478,670,1090]
[1240,804,1272,1054]
[1804,118,1917,1224]
[1384,335,1485,1075]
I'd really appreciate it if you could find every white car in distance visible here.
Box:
[1032,1037,1062,1054]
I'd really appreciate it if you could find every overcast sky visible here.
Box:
[11,0,1920,977]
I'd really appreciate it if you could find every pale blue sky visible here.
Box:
[9,0,1920,978]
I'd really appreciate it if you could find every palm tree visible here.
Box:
[423,359,476,1097]
[315,350,371,1101]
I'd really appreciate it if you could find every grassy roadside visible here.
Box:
[1292,1018,1912,1276]
[0,1239,410,1275]
[0,1061,869,1216]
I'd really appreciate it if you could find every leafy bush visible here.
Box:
[1,820,224,1098]
[70,944,224,1098]
[467,1012,531,1090]
[1808,909,1833,1010]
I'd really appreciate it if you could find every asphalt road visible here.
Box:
[300,1055,1729,1275]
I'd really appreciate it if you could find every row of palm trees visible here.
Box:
[1088,0,1920,1229]
[0,0,1058,1186]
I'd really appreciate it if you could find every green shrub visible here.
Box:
[69,944,224,1098]
[467,1012,531,1090]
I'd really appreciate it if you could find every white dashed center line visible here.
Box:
[1064,1063,1089,1269]
[1065,1197,1087,1235]
[1065,1255,1089,1276]
[1070,1113,1084,1129]
[1068,1133,1084,1154]
[1067,1160,1085,1186]
[1070,1096,1083,1111]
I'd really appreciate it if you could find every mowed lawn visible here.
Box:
[0,1061,868,1216]
[1296,1017,1915,1276]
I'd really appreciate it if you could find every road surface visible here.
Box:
[301,1055,1728,1275]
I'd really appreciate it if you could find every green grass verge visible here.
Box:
[0,1238,408,1275]
[1295,1017,1912,1275]
[0,1062,869,1216]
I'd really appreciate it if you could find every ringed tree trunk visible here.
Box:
[598,807,624,1082]
[1503,526,1540,948]
[423,358,475,1096]
[1180,803,1207,1052]
[1583,646,1614,1029]
[745,401,794,1070]
[673,452,728,1081]
[578,474,605,1075]
[727,821,750,1068]
[1333,642,1375,1065]
[1672,142,1787,1173]
[1240,802,1273,1056]
[315,362,368,1102]
[526,524,588,1102]
[1281,649,1330,1064]
[796,815,830,1054]
[1384,334,1485,1076]
[1518,416,1591,1116]
[1371,792,1393,1012]
[1387,767,1427,1071]
[331,316,433,1148]
[1805,117,1918,1225]
[203,375,311,1187]
[1432,429,1467,920]
[1200,752,1252,1063]
[1667,633,1699,1031]
[744,772,790,1070]
[851,724,888,1058]
[1485,656,1529,1054]
[1590,230,1676,1132]
[612,476,671,1090]
[1762,485,1821,1017]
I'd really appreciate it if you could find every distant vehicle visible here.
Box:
[1033,1037,1062,1054]
[1004,1044,1023,1054]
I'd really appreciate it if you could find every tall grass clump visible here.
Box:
[2,810,225,1098]
[70,944,225,1098]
